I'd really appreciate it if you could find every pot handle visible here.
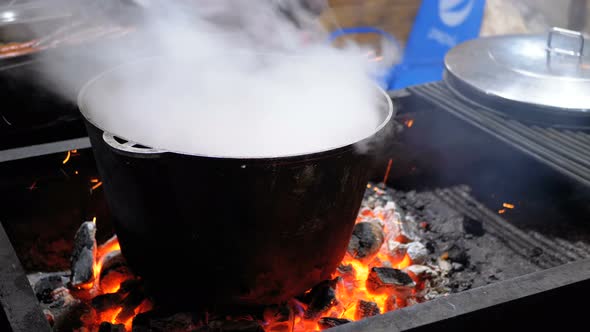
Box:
[546,27,585,57]
[102,132,166,155]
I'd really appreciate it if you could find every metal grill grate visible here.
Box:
[409,82,590,188]
[432,186,590,269]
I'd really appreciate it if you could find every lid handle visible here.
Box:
[547,27,585,57]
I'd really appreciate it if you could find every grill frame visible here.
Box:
[331,258,590,332]
[0,221,51,332]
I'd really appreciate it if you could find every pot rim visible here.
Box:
[77,56,394,160]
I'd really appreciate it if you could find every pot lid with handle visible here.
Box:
[444,27,590,127]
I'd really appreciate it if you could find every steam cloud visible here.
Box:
[39,0,393,158]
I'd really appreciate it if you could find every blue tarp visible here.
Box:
[389,0,486,89]
[329,0,486,90]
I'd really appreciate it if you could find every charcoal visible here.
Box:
[116,284,147,323]
[368,217,385,228]
[289,299,306,318]
[384,295,397,312]
[265,321,292,332]
[263,304,293,332]
[100,250,129,278]
[42,287,81,331]
[419,221,430,230]
[336,264,356,282]
[354,300,380,320]
[462,216,485,237]
[449,279,473,292]
[317,317,352,330]
[34,275,66,303]
[44,309,55,327]
[206,320,264,332]
[366,267,416,296]
[406,242,428,264]
[387,240,408,261]
[392,214,418,244]
[48,287,77,309]
[444,242,469,266]
[358,207,374,218]
[92,293,125,312]
[99,322,126,332]
[132,311,196,332]
[452,262,465,272]
[119,278,143,294]
[396,297,408,309]
[302,277,340,320]
[347,222,384,262]
[405,265,436,279]
[425,241,436,254]
[100,271,135,295]
[263,304,292,323]
[70,221,97,288]
[52,302,95,332]
[394,233,414,244]
[438,258,452,272]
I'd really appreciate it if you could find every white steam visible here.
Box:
[43,0,391,158]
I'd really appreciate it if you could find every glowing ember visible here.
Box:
[287,191,421,331]
[382,159,393,185]
[62,151,71,164]
[502,203,515,209]
[405,119,414,128]
[68,233,151,331]
[91,181,103,191]
[498,209,506,214]
[61,183,444,331]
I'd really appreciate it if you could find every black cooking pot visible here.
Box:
[78,58,394,309]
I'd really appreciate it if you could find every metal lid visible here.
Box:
[444,28,590,126]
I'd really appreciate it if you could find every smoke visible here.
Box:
[36,0,394,158]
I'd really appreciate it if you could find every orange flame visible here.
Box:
[72,234,153,330]
[318,211,415,328]
[393,253,412,269]
[91,237,122,290]
[98,237,121,259]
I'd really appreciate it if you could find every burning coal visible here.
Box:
[32,183,451,332]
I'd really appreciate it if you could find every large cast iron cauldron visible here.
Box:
[78,58,394,309]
